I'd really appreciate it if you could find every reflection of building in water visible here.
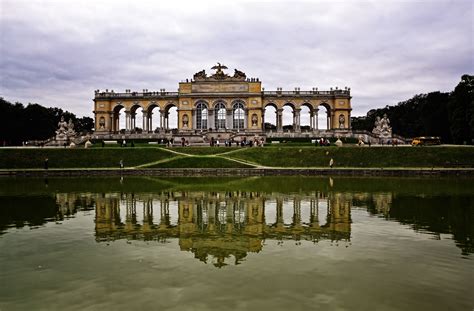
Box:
[55,193,95,220]
[353,192,392,217]
[93,191,352,267]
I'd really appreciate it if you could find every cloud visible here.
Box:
[1,0,472,119]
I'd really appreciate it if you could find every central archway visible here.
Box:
[195,101,208,130]
[214,100,227,130]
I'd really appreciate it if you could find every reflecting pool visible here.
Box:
[0,177,473,310]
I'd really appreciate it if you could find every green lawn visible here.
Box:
[0,148,173,169]
[149,156,251,168]
[225,146,474,168]
[1,146,473,169]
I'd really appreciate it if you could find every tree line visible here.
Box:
[0,98,94,146]
[351,75,474,144]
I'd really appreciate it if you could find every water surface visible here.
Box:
[0,176,473,310]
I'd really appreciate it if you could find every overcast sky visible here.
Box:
[1,0,473,120]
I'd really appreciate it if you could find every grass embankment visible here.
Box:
[0,148,172,169]
[226,146,474,168]
[1,146,473,169]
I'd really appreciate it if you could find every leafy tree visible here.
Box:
[352,75,473,144]
[0,98,94,146]
[449,74,474,144]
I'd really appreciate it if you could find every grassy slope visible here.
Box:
[149,156,251,168]
[0,148,174,169]
[226,146,474,168]
[1,146,474,169]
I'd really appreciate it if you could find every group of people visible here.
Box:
[314,138,331,146]
[209,137,265,147]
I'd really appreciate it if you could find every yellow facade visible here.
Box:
[93,64,352,135]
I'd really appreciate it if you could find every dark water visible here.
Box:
[0,176,473,310]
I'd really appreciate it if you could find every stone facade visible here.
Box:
[93,64,352,136]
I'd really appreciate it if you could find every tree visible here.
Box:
[449,74,474,144]
[351,75,473,144]
[0,97,95,146]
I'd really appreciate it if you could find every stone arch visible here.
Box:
[145,102,162,133]
[112,103,125,133]
[195,100,209,130]
[164,102,178,131]
[232,100,246,130]
[129,103,144,132]
[282,102,295,131]
[213,100,227,130]
[317,102,332,130]
[300,102,313,132]
[264,103,278,131]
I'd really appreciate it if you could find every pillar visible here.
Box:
[315,109,319,130]
[160,110,165,131]
[326,111,330,130]
[208,109,214,129]
[226,109,233,129]
[277,108,283,132]
[294,108,301,132]
[125,111,131,131]
[142,111,147,132]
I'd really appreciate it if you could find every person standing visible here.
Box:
[119,159,124,169]
[44,158,49,170]
[329,158,334,168]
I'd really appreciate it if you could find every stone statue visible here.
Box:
[380,113,391,131]
[372,114,392,138]
[372,116,382,135]
[210,62,230,79]
[338,114,345,129]
[233,69,246,80]
[251,114,258,127]
[193,70,207,80]
[56,116,68,136]
[67,119,76,136]
[182,114,189,128]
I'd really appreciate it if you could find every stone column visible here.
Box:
[261,109,265,131]
[125,111,131,131]
[276,198,283,225]
[226,109,233,129]
[277,108,283,132]
[142,112,147,132]
[244,108,249,130]
[109,115,113,133]
[148,112,153,133]
[160,110,165,131]
[208,109,214,130]
[314,109,319,130]
[326,111,330,130]
[294,108,301,132]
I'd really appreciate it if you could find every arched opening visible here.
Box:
[147,104,161,133]
[113,105,125,133]
[195,101,208,130]
[282,103,294,131]
[317,103,331,130]
[165,105,178,131]
[232,100,245,130]
[300,104,312,132]
[214,101,226,130]
[264,104,277,131]
[130,104,143,133]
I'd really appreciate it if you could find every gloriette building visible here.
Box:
[93,63,352,141]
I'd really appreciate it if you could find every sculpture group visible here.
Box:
[372,113,392,140]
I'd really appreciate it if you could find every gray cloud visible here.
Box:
[1,0,472,118]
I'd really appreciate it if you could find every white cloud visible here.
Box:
[1,0,472,118]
